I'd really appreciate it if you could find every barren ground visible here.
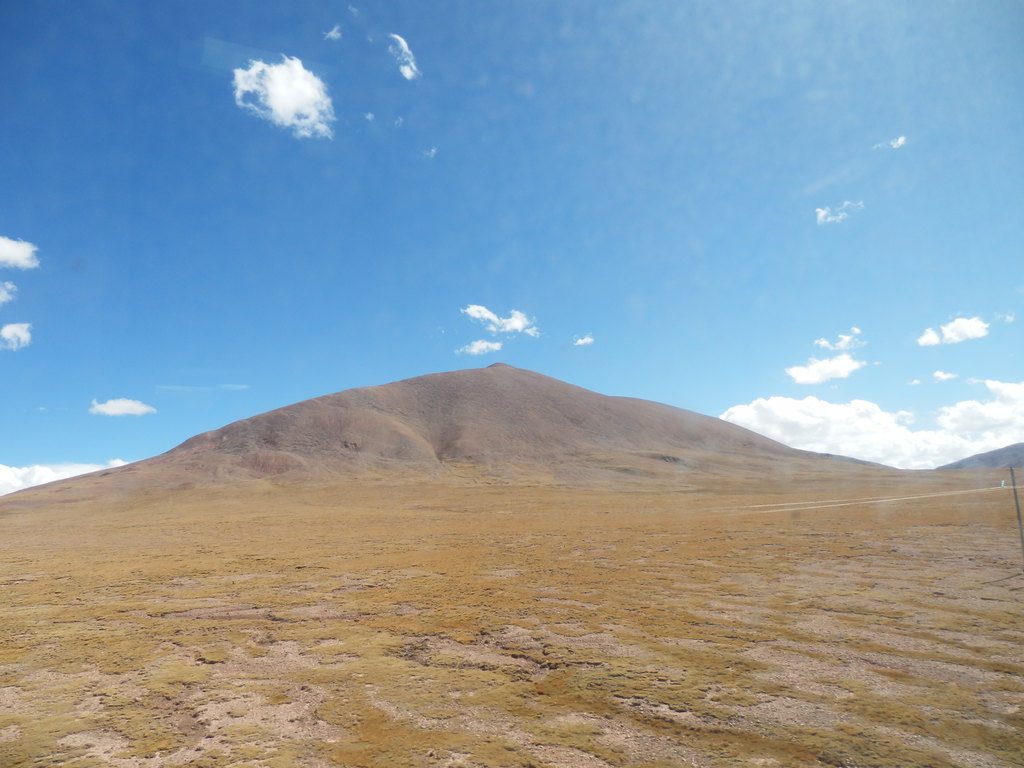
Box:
[1,471,1022,767]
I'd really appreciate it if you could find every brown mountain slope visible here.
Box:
[939,441,1024,469]
[11,364,895,499]
[154,363,887,483]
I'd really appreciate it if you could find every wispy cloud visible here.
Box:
[461,305,539,337]
[233,56,335,139]
[785,353,866,385]
[0,236,40,269]
[89,398,157,416]
[0,459,127,496]
[0,282,16,306]
[457,340,502,355]
[387,33,421,80]
[917,316,989,346]
[933,370,957,382]
[0,323,31,351]
[324,24,342,41]
[873,136,907,149]
[813,327,864,351]
[573,334,595,346]
[815,200,864,225]
[423,147,437,158]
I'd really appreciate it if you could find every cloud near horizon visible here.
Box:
[387,34,421,80]
[0,236,40,269]
[457,339,502,355]
[233,56,335,139]
[815,200,864,225]
[721,378,1024,469]
[917,316,989,346]
[89,398,157,416]
[785,352,866,385]
[0,459,127,496]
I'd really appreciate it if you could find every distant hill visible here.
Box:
[6,363,895,498]
[939,442,1024,470]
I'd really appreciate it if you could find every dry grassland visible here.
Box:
[1,471,1022,767]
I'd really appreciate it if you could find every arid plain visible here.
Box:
[1,366,1022,767]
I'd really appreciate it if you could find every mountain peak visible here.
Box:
[9,365,894,498]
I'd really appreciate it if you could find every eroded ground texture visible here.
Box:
[1,474,1022,767]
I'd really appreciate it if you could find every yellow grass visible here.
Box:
[1,470,1022,767]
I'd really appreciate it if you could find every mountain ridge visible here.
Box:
[939,442,1024,470]
[8,364,896,498]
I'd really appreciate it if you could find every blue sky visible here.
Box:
[2,1,1023,492]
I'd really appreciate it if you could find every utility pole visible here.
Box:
[1012,467,1024,574]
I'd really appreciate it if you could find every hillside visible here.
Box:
[939,442,1024,470]
[9,364,894,500]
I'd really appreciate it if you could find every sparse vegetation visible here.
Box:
[1,472,1021,767]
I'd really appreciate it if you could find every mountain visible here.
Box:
[938,442,1024,470]
[8,364,894,498]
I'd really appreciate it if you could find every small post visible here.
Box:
[1012,467,1024,574]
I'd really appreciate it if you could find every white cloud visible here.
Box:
[997,312,1015,323]
[233,56,335,139]
[917,316,989,346]
[936,379,1024,436]
[933,370,957,382]
[0,281,16,306]
[785,353,866,384]
[873,136,907,149]
[938,316,990,344]
[324,24,342,41]
[457,339,502,355]
[0,459,127,496]
[908,379,921,386]
[364,112,375,122]
[387,33,421,80]
[89,398,157,416]
[0,236,40,269]
[721,378,1024,469]
[461,305,540,337]
[423,147,437,158]
[813,327,864,351]
[573,334,595,346]
[815,200,864,225]
[0,323,31,350]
